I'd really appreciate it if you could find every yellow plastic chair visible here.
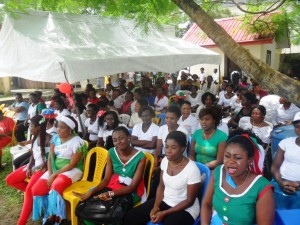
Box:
[134,152,154,207]
[4,110,15,119]
[63,147,108,225]
[7,120,17,147]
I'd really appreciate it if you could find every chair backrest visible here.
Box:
[143,152,154,199]
[7,120,17,147]
[119,114,131,126]
[4,110,15,119]
[195,162,211,202]
[82,147,108,183]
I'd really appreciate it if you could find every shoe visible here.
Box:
[43,218,55,225]
[59,219,71,225]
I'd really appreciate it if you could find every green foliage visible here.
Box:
[0,0,299,42]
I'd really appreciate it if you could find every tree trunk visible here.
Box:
[172,0,300,104]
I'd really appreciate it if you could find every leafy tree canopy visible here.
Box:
[2,0,298,43]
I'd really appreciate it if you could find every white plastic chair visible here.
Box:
[119,114,131,126]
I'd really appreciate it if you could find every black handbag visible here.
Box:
[75,188,133,225]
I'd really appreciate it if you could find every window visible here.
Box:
[266,50,271,66]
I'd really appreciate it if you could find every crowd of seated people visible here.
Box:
[2,69,300,225]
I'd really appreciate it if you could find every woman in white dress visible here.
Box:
[132,106,159,153]
[238,105,272,148]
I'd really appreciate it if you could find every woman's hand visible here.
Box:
[73,191,92,201]
[47,173,57,188]
[150,207,159,219]
[281,180,300,194]
[94,192,111,201]
[151,211,166,223]
[26,168,32,178]
[19,141,28,146]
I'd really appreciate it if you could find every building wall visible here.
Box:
[189,41,280,80]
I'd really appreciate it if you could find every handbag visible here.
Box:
[75,188,133,225]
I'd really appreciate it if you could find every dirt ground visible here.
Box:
[0,193,40,225]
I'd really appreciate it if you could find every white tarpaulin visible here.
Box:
[0,10,220,84]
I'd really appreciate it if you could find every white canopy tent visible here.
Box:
[0,10,220,84]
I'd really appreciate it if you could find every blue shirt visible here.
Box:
[13,101,29,121]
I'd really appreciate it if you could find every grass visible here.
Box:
[0,147,42,224]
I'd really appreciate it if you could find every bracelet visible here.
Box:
[108,191,114,198]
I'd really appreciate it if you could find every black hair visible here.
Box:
[243,91,257,105]
[87,103,99,112]
[73,93,86,114]
[201,92,216,105]
[167,105,181,118]
[199,106,222,128]
[29,92,38,98]
[126,91,134,100]
[86,83,93,90]
[191,85,199,91]
[98,100,108,110]
[251,105,266,116]
[15,93,23,97]
[137,98,148,108]
[98,110,121,129]
[225,83,235,89]
[180,100,191,108]
[80,93,88,101]
[0,110,3,115]
[166,131,187,148]
[54,98,67,109]
[133,88,143,96]
[113,89,121,95]
[227,130,263,158]
[112,126,130,136]
[30,115,47,159]
[138,106,156,118]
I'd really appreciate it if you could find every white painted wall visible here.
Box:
[189,41,281,79]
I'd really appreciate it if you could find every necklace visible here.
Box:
[236,169,250,188]
[251,119,263,128]
[203,129,216,140]
[169,157,185,168]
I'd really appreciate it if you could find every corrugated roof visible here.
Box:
[183,16,274,47]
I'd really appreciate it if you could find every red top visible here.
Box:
[88,97,100,105]
[0,116,15,135]
[121,101,133,115]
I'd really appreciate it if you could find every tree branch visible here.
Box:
[231,0,286,14]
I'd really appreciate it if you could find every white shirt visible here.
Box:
[161,157,201,220]
[71,112,87,133]
[114,96,124,109]
[28,104,37,120]
[154,96,168,111]
[132,122,159,153]
[178,114,198,137]
[201,82,218,95]
[199,72,206,82]
[158,125,188,154]
[98,123,127,146]
[259,95,280,123]
[212,72,219,82]
[279,137,300,181]
[273,104,300,125]
[128,112,142,128]
[238,117,272,144]
[84,118,99,141]
[187,93,202,108]
[55,108,71,121]
[218,94,237,107]
[131,100,137,114]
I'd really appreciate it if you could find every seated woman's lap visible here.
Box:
[6,165,27,191]
[32,169,83,196]
[123,199,194,225]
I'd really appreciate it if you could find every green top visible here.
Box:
[192,129,227,164]
[212,165,272,225]
[51,134,88,172]
[109,147,145,204]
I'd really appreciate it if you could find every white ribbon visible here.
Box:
[60,116,76,130]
